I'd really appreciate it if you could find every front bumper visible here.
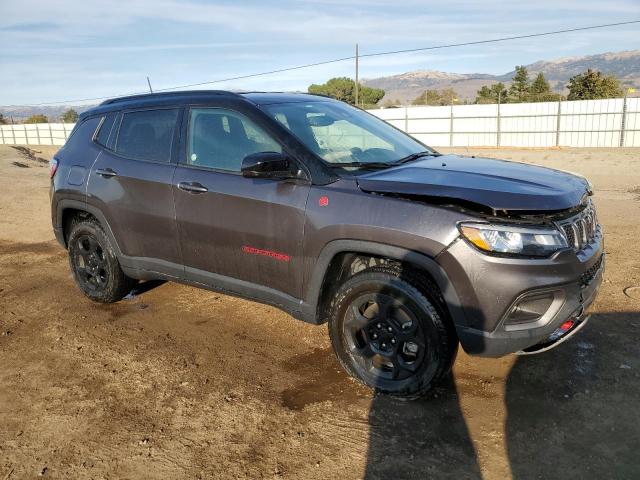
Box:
[437,229,604,357]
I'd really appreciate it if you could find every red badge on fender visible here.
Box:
[319,196,329,207]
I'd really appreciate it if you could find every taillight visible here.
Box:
[49,158,59,178]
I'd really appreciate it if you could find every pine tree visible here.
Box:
[528,73,562,102]
[61,109,79,123]
[567,69,623,100]
[508,66,530,103]
[475,82,507,104]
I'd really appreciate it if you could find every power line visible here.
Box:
[357,20,640,59]
[8,19,640,107]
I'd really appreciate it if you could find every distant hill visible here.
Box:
[363,50,640,104]
[3,50,640,119]
[0,105,95,123]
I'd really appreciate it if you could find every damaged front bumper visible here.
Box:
[516,312,591,355]
[438,227,604,357]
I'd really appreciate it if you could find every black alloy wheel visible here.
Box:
[329,266,457,397]
[73,234,109,292]
[342,292,427,382]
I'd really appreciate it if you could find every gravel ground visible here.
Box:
[1,145,639,479]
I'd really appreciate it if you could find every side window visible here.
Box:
[95,113,116,147]
[62,116,101,150]
[115,109,179,162]
[187,108,281,172]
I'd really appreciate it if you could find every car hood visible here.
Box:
[356,154,591,212]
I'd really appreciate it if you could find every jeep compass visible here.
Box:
[50,91,604,397]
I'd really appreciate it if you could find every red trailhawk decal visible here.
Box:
[241,246,291,262]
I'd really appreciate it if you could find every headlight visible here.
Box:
[459,223,568,257]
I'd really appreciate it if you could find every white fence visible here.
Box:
[0,123,73,146]
[368,97,640,147]
[1,97,639,148]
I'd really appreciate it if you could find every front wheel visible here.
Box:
[328,266,457,398]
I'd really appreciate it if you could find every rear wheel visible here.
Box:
[68,217,136,303]
[328,266,457,397]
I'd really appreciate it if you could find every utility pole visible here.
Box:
[354,43,359,108]
[497,91,502,147]
[147,76,153,93]
[620,89,629,147]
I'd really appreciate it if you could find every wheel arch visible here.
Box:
[56,199,123,255]
[305,240,468,329]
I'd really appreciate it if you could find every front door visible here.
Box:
[173,107,310,299]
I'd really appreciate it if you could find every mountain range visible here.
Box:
[362,50,640,104]
[3,50,640,119]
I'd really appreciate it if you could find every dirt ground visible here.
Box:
[0,145,639,480]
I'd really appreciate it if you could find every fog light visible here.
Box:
[505,293,555,325]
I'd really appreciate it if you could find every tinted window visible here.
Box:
[62,116,101,150]
[116,109,179,162]
[187,108,281,171]
[95,113,116,147]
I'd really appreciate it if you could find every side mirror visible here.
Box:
[241,152,301,180]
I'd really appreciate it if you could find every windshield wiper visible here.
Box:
[329,151,441,170]
[328,162,396,170]
[393,151,441,165]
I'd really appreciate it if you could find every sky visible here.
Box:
[1,0,639,106]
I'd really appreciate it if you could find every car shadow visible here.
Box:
[360,268,484,480]
[129,279,167,296]
[363,374,482,480]
[362,311,639,479]
[505,311,640,479]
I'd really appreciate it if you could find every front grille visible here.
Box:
[580,254,604,287]
[556,201,599,251]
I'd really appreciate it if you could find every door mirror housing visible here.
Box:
[241,152,302,180]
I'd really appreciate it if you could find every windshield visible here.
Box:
[261,100,435,167]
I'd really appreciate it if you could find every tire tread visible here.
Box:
[328,265,458,398]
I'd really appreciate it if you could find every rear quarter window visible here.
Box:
[115,109,179,162]
[61,116,102,152]
[95,113,117,147]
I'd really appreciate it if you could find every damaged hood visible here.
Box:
[356,154,591,211]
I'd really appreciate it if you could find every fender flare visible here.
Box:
[55,199,123,256]
[303,239,468,328]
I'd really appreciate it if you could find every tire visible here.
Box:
[328,265,458,398]
[67,216,136,303]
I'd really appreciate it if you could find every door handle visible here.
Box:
[178,181,208,193]
[96,168,117,178]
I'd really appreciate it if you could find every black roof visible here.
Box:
[99,90,235,105]
[81,90,333,119]
[240,92,331,104]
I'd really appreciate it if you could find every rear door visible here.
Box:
[88,107,182,273]
[172,106,310,298]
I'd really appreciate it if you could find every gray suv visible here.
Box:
[50,91,604,397]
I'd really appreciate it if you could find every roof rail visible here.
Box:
[99,90,239,106]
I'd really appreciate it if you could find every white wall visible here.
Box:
[1,97,638,148]
[0,123,73,146]
[369,97,640,148]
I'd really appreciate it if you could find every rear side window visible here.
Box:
[62,116,101,151]
[95,113,116,147]
[115,109,179,162]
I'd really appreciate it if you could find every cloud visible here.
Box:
[1,0,639,104]
[1,21,59,32]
